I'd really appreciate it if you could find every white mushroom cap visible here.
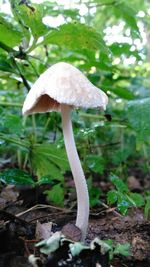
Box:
[22,62,108,115]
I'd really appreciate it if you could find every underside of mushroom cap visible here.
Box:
[22,62,108,115]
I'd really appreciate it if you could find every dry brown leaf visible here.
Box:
[35,221,53,240]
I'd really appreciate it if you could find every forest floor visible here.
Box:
[0,167,150,267]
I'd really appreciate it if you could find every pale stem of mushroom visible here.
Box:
[61,104,89,241]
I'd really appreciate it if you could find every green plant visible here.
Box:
[0,0,149,223]
[36,232,131,260]
[107,173,148,216]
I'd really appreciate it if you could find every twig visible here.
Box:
[16,204,71,218]
[11,57,31,91]
[0,210,30,225]
[101,202,122,217]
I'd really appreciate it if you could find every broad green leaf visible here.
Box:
[2,114,23,135]
[0,13,22,47]
[117,193,131,215]
[0,133,29,148]
[114,243,131,257]
[37,175,55,185]
[16,3,48,39]
[127,98,150,141]
[44,183,64,206]
[111,87,134,100]
[110,43,132,56]
[110,43,141,60]
[70,242,89,256]
[128,192,144,207]
[107,190,118,205]
[31,153,64,181]
[36,231,61,254]
[32,144,69,170]
[86,155,105,174]
[0,168,34,185]
[112,148,133,165]
[42,22,108,52]
[109,174,129,193]
[11,1,48,40]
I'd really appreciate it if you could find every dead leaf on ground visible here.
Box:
[35,221,53,240]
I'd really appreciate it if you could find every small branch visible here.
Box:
[11,57,31,91]
[101,202,122,217]
[16,204,71,218]
[0,210,30,226]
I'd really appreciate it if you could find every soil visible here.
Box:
[0,172,150,267]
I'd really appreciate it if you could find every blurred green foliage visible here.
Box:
[0,0,149,212]
[107,173,146,215]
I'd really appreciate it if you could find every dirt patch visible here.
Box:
[0,202,150,266]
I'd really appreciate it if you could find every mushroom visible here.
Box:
[22,62,108,241]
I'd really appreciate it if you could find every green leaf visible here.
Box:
[0,13,22,47]
[117,193,131,215]
[42,22,108,52]
[86,155,105,175]
[32,153,64,181]
[110,42,141,60]
[2,114,23,135]
[107,190,118,205]
[87,177,101,207]
[128,192,144,207]
[114,2,139,36]
[0,168,34,185]
[44,183,64,206]
[127,98,150,141]
[112,148,132,165]
[36,231,61,254]
[109,174,129,193]
[32,143,69,170]
[111,86,134,100]
[114,243,131,257]
[0,55,15,73]
[70,242,89,256]
[89,187,101,207]
[31,144,69,180]
[16,3,48,39]
[37,175,55,185]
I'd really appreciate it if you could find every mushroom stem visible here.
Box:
[61,104,89,241]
